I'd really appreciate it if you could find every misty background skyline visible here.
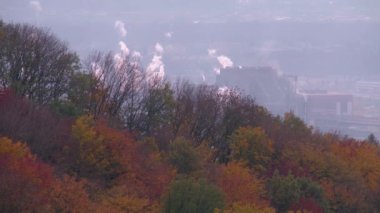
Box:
[1,0,380,83]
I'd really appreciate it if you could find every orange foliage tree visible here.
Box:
[71,115,136,181]
[0,137,97,212]
[71,115,176,211]
[216,161,269,208]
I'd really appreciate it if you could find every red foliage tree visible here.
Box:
[0,137,100,212]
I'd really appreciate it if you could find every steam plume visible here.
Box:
[30,1,42,13]
[118,41,130,56]
[113,41,130,69]
[114,20,127,37]
[217,55,234,68]
[214,68,221,75]
[208,49,233,74]
[147,43,165,81]
[165,32,173,39]
[218,86,230,95]
[132,51,141,59]
[155,43,164,55]
[91,62,103,80]
[208,49,217,57]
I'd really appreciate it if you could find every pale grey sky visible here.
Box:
[1,0,380,82]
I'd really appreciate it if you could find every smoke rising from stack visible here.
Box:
[207,49,234,75]
[132,51,141,59]
[208,49,217,57]
[113,21,131,69]
[114,20,127,37]
[217,55,234,69]
[118,41,130,56]
[165,32,173,39]
[147,42,165,81]
[155,43,164,55]
[91,62,103,79]
[30,1,42,13]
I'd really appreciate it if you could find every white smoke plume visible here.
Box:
[129,51,141,67]
[218,86,230,95]
[114,20,127,37]
[208,49,217,57]
[208,49,233,74]
[113,20,129,67]
[91,62,103,80]
[217,55,234,68]
[118,41,130,56]
[147,55,165,80]
[147,42,165,82]
[213,68,221,75]
[113,41,130,69]
[111,22,142,79]
[30,1,42,13]
[155,43,164,55]
[165,32,173,39]
[113,54,123,69]
[132,51,141,59]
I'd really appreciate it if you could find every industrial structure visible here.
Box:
[216,66,380,139]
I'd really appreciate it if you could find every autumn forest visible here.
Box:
[1,20,380,213]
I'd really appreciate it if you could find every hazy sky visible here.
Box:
[2,0,379,23]
[1,0,380,82]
